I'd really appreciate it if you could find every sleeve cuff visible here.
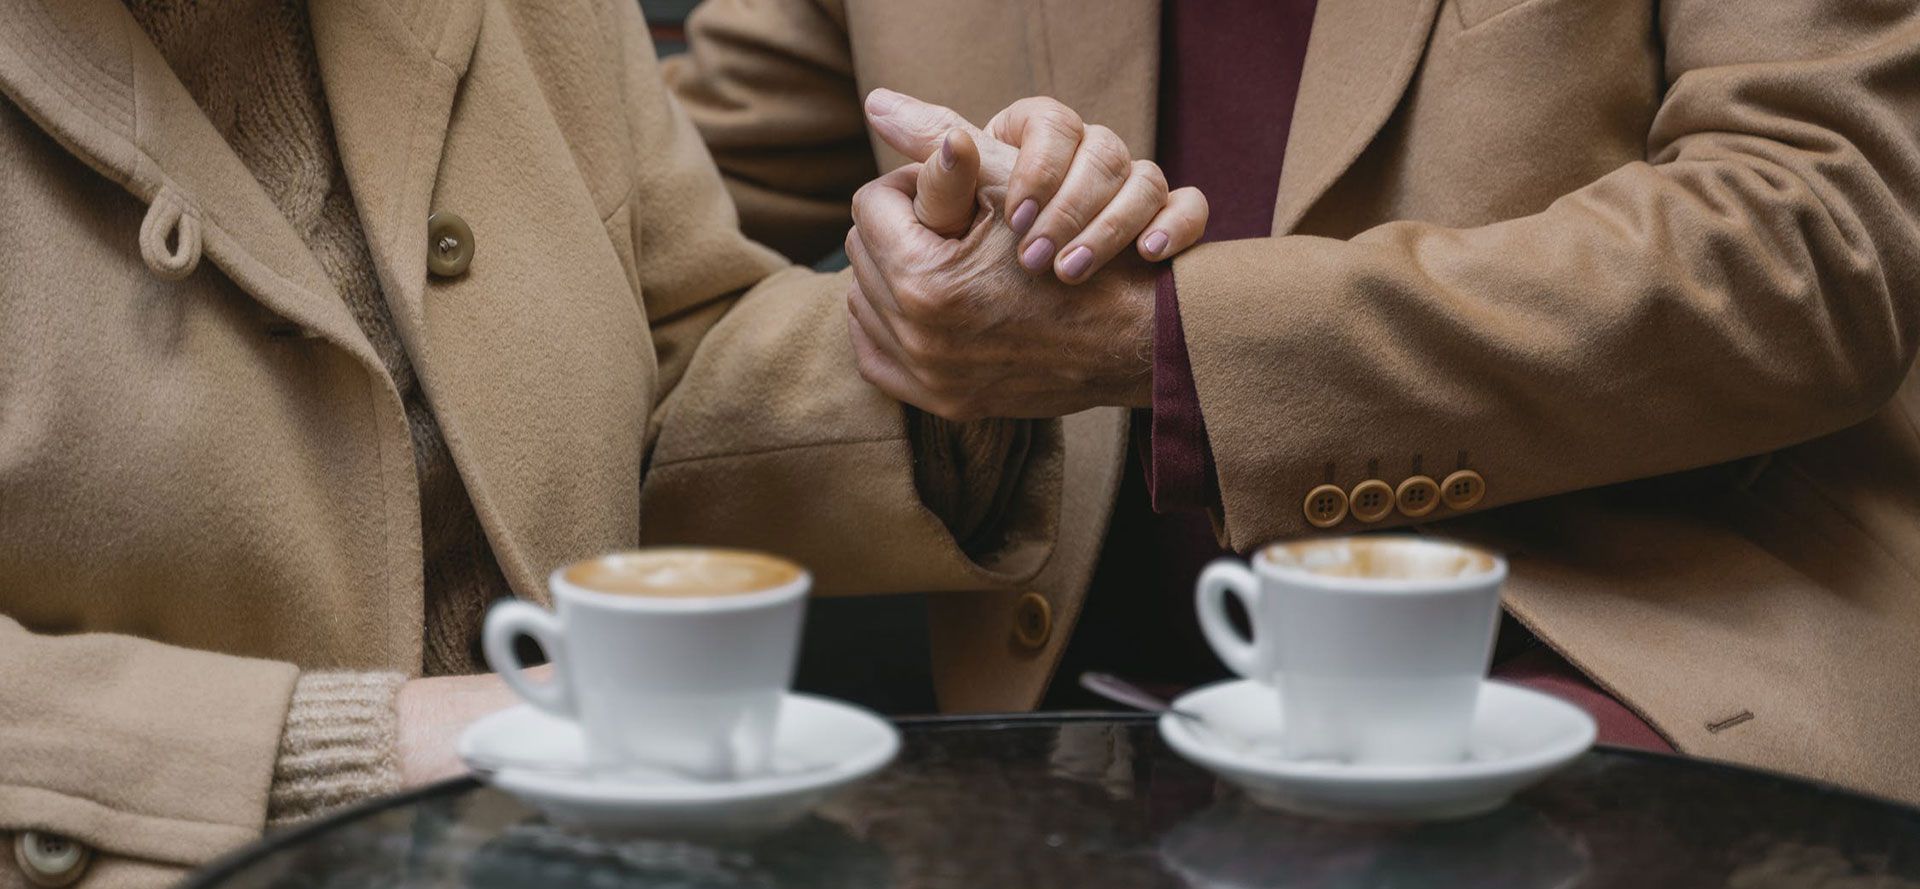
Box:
[1144,265,1222,513]
[266,671,407,829]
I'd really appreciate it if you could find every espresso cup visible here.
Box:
[1196,535,1506,765]
[482,548,809,780]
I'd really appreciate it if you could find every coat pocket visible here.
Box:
[1454,0,1561,30]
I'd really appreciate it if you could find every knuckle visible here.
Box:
[1131,160,1169,195]
[1083,129,1132,183]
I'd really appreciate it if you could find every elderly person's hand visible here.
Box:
[863,89,1207,283]
[846,157,1162,420]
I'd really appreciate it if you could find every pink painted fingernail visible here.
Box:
[939,134,957,170]
[1009,199,1039,234]
[1143,230,1170,257]
[1060,245,1094,279]
[1021,237,1056,272]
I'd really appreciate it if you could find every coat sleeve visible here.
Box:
[616,3,1060,595]
[0,616,298,887]
[1174,3,1920,550]
[658,0,873,264]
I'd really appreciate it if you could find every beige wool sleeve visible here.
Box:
[660,0,871,264]
[1173,2,1920,551]
[613,2,1060,595]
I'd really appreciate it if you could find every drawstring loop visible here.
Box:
[139,185,202,280]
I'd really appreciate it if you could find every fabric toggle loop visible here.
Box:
[139,185,203,281]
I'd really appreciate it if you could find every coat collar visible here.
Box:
[0,0,479,359]
[1272,0,1443,234]
[1031,0,1440,235]
[311,0,483,342]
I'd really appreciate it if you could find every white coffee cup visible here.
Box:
[482,548,809,780]
[1196,535,1506,765]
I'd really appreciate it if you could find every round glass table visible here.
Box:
[185,713,1920,888]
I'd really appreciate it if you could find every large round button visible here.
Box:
[1440,470,1487,511]
[1012,592,1053,650]
[426,211,475,278]
[15,832,90,888]
[1395,475,1441,518]
[1302,484,1349,529]
[1348,479,1395,523]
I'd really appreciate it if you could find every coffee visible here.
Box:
[563,548,803,598]
[1260,537,1496,582]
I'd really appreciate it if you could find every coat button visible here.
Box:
[1396,475,1441,518]
[1440,470,1487,510]
[426,212,475,277]
[15,831,90,888]
[1302,484,1348,528]
[1348,479,1395,523]
[1012,592,1053,650]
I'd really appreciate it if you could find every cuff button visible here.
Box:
[1395,476,1441,518]
[1303,484,1349,529]
[1440,470,1487,511]
[1348,479,1395,523]
[16,831,90,888]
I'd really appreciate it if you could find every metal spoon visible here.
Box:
[1076,672,1262,754]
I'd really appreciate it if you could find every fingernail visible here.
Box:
[1143,230,1170,257]
[1060,245,1094,280]
[866,88,903,116]
[939,134,956,170]
[1009,200,1039,234]
[1021,237,1056,272]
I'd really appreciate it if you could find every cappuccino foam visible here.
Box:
[1262,537,1496,582]
[563,549,803,598]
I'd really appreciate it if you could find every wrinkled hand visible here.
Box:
[395,667,550,785]
[864,89,1207,283]
[846,160,1158,421]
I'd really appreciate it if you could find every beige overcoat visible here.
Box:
[665,0,1920,805]
[0,0,1064,884]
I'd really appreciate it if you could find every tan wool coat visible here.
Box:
[0,0,1065,884]
[665,0,1920,804]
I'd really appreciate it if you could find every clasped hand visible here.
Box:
[847,91,1209,420]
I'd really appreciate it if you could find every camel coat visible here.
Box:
[665,0,1920,804]
[0,0,1067,883]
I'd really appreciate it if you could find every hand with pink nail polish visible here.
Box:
[843,160,1159,419]
[863,89,1208,283]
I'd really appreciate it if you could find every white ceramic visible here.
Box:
[1197,536,1506,764]
[482,555,808,779]
[1161,679,1595,821]
[459,694,900,833]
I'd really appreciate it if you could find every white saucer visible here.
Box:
[458,694,900,833]
[1160,679,1596,821]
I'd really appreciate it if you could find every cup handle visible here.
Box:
[482,600,575,720]
[1197,560,1265,679]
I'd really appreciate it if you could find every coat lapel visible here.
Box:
[310,0,484,344]
[1030,0,1160,155]
[0,0,374,359]
[1271,0,1442,234]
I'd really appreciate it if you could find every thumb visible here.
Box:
[914,129,982,237]
[866,88,978,163]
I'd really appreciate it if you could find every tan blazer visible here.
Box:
[665,0,1920,804]
[0,0,1066,883]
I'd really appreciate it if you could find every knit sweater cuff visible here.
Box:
[267,671,407,829]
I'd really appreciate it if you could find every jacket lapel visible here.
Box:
[0,0,374,359]
[1030,0,1160,155]
[1271,0,1442,234]
[310,0,484,344]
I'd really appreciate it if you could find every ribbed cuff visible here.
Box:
[267,671,407,829]
[908,410,1033,555]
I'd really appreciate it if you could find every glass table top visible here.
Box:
[185,713,1920,889]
